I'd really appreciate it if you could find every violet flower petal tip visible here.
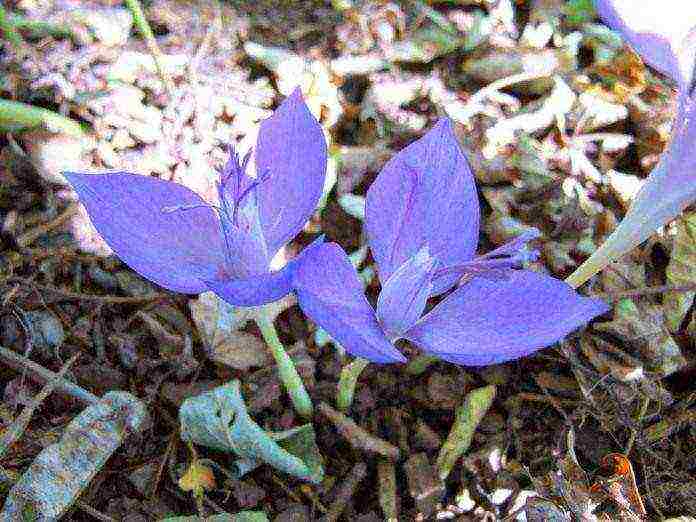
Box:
[65,171,226,294]
[254,88,328,257]
[365,117,479,295]
[405,270,609,366]
[293,242,406,363]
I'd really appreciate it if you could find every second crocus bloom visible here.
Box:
[293,119,609,366]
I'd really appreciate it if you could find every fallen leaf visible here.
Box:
[179,381,324,483]
[178,461,216,495]
[1,392,147,520]
[664,213,696,331]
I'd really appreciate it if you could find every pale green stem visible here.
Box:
[255,308,313,418]
[405,354,438,375]
[124,0,174,95]
[0,98,84,136]
[336,357,370,411]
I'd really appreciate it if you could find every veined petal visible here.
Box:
[255,87,328,256]
[567,85,696,288]
[405,270,609,366]
[206,236,324,306]
[594,0,696,86]
[365,118,479,296]
[293,243,406,363]
[64,171,226,294]
[376,247,436,339]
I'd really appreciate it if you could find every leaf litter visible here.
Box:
[0,0,695,518]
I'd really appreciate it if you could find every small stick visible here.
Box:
[318,402,400,460]
[319,462,367,522]
[377,460,399,521]
[16,202,79,247]
[0,352,80,458]
[2,276,167,304]
[0,345,98,405]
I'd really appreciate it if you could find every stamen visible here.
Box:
[434,231,540,279]
[161,203,221,214]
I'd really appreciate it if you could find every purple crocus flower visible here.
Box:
[293,119,609,365]
[64,88,327,305]
[567,1,696,287]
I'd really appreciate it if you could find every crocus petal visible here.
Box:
[293,243,406,363]
[365,118,479,295]
[255,87,328,257]
[405,270,609,366]
[594,0,696,86]
[376,247,436,339]
[64,171,226,294]
[567,87,696,288]
[205,236,324,307]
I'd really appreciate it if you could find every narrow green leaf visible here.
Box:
[0,99,83,137]
[436,385,496,480]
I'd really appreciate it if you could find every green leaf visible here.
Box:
[272,425,324,483]
[179,381,324,483]
[664,213,696,332]
[436,385,496,480]
[0,99,83,137]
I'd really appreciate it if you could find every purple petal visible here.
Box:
[365,118,479,296]
[64,172,226,294]
[205,236,324,306]
[405,270,609,366]
[594,0,696,86]
[255,87,328,257]
[567,86,696,287]
[376,247,436,339]
[293,243,406,363]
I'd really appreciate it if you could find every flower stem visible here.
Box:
[255,308,313,418]
[336,357,370,411]
[123,0,174,96]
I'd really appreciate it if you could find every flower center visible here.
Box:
[161,145,273,278]
[215,146,272,277]
[435,230,540,281]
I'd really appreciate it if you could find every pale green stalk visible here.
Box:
[0,99,83,136]
[255,308,313,418]
[124,0,174,95]
[336,357,370,411]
